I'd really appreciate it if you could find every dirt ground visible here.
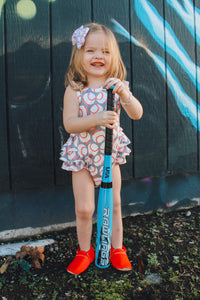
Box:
[0,205,199,300]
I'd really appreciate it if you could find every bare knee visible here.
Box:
[72,169,95,220]
[75,204,95,220]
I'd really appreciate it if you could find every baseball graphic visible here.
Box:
[79,105,88,117]
[92,130,105,144]
[93,154,104,166]
[83,92,96,105]
[88,143,99,155]
[78,144,87,157]
[79,132,90,143]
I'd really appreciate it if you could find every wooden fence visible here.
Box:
[0,0,200,233]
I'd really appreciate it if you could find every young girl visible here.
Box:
[60,23,143,275]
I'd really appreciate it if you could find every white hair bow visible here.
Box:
[72,25,89,49]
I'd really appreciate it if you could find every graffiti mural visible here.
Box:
[167,0,200,44]
[112,0,199,131]
[0,0,57,20]
[0,0,200,231]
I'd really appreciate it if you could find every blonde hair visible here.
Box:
[65,23,126,88]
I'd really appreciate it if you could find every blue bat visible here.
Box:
[96,87,115,268]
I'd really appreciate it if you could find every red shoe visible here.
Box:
[67,245,95,275]
[110,245,132,271]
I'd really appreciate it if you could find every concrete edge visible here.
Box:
[1,202,199,242]
[0,220,76,242]
[0,217,100,242]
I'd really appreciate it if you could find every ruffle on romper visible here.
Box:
[60,85,131,186]
[114,127,131,165]
[60,127,131,173]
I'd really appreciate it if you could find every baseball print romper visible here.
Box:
[60,86,131,187]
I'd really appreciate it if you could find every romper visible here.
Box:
[60,86,131,187]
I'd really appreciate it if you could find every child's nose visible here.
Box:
[94,51,103,58]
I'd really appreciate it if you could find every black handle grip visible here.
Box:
[105,88,115,156]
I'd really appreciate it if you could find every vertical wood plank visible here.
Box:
[52,0,91,186]
[6,0,54,189]
[93,0,133,179]
[0,3,10,191]
[195,1,200,169]
[165,0,197,173]
[130,0,167,177]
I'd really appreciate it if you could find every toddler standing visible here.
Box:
[60,23,143,275]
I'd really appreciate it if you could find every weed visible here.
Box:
[147,253,160,267]
[0,206,199,299]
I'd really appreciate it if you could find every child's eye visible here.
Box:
[87,49,93,52]
[103,50,110,54]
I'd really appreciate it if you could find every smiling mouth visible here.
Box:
[91,62,105,67]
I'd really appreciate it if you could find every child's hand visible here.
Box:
[105,78,129,99]
[105,78,143,120]
[96,111,118,129]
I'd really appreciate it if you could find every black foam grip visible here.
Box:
[105,89,115,156]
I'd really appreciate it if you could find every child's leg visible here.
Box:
[111,164,132,271]
[72,169,95,252]
[111,164,123,249]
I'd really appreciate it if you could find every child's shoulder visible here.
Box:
[65,81,85,95]
[64,84,78,100]
[71,81,85,91]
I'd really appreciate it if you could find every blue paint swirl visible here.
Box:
[112,18,199,130]
[134,0,198,89]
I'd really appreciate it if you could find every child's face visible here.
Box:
[82,30,111,84]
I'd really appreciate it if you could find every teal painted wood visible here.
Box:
[52,0,92,186]
[0,0,200,193]
[195,1,200,170]
[130,0,167,177]
[5,0,54,189]
[0,172,199,233]
[0,3,10,191]
[93,0,133,179]
[165,0,197,173]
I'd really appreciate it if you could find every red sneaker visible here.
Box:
[110,245,132,271]
[66,245,95,275]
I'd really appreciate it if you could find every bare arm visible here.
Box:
[63,86,118,134]
[118,89,143,120]
[105,78,143,120]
